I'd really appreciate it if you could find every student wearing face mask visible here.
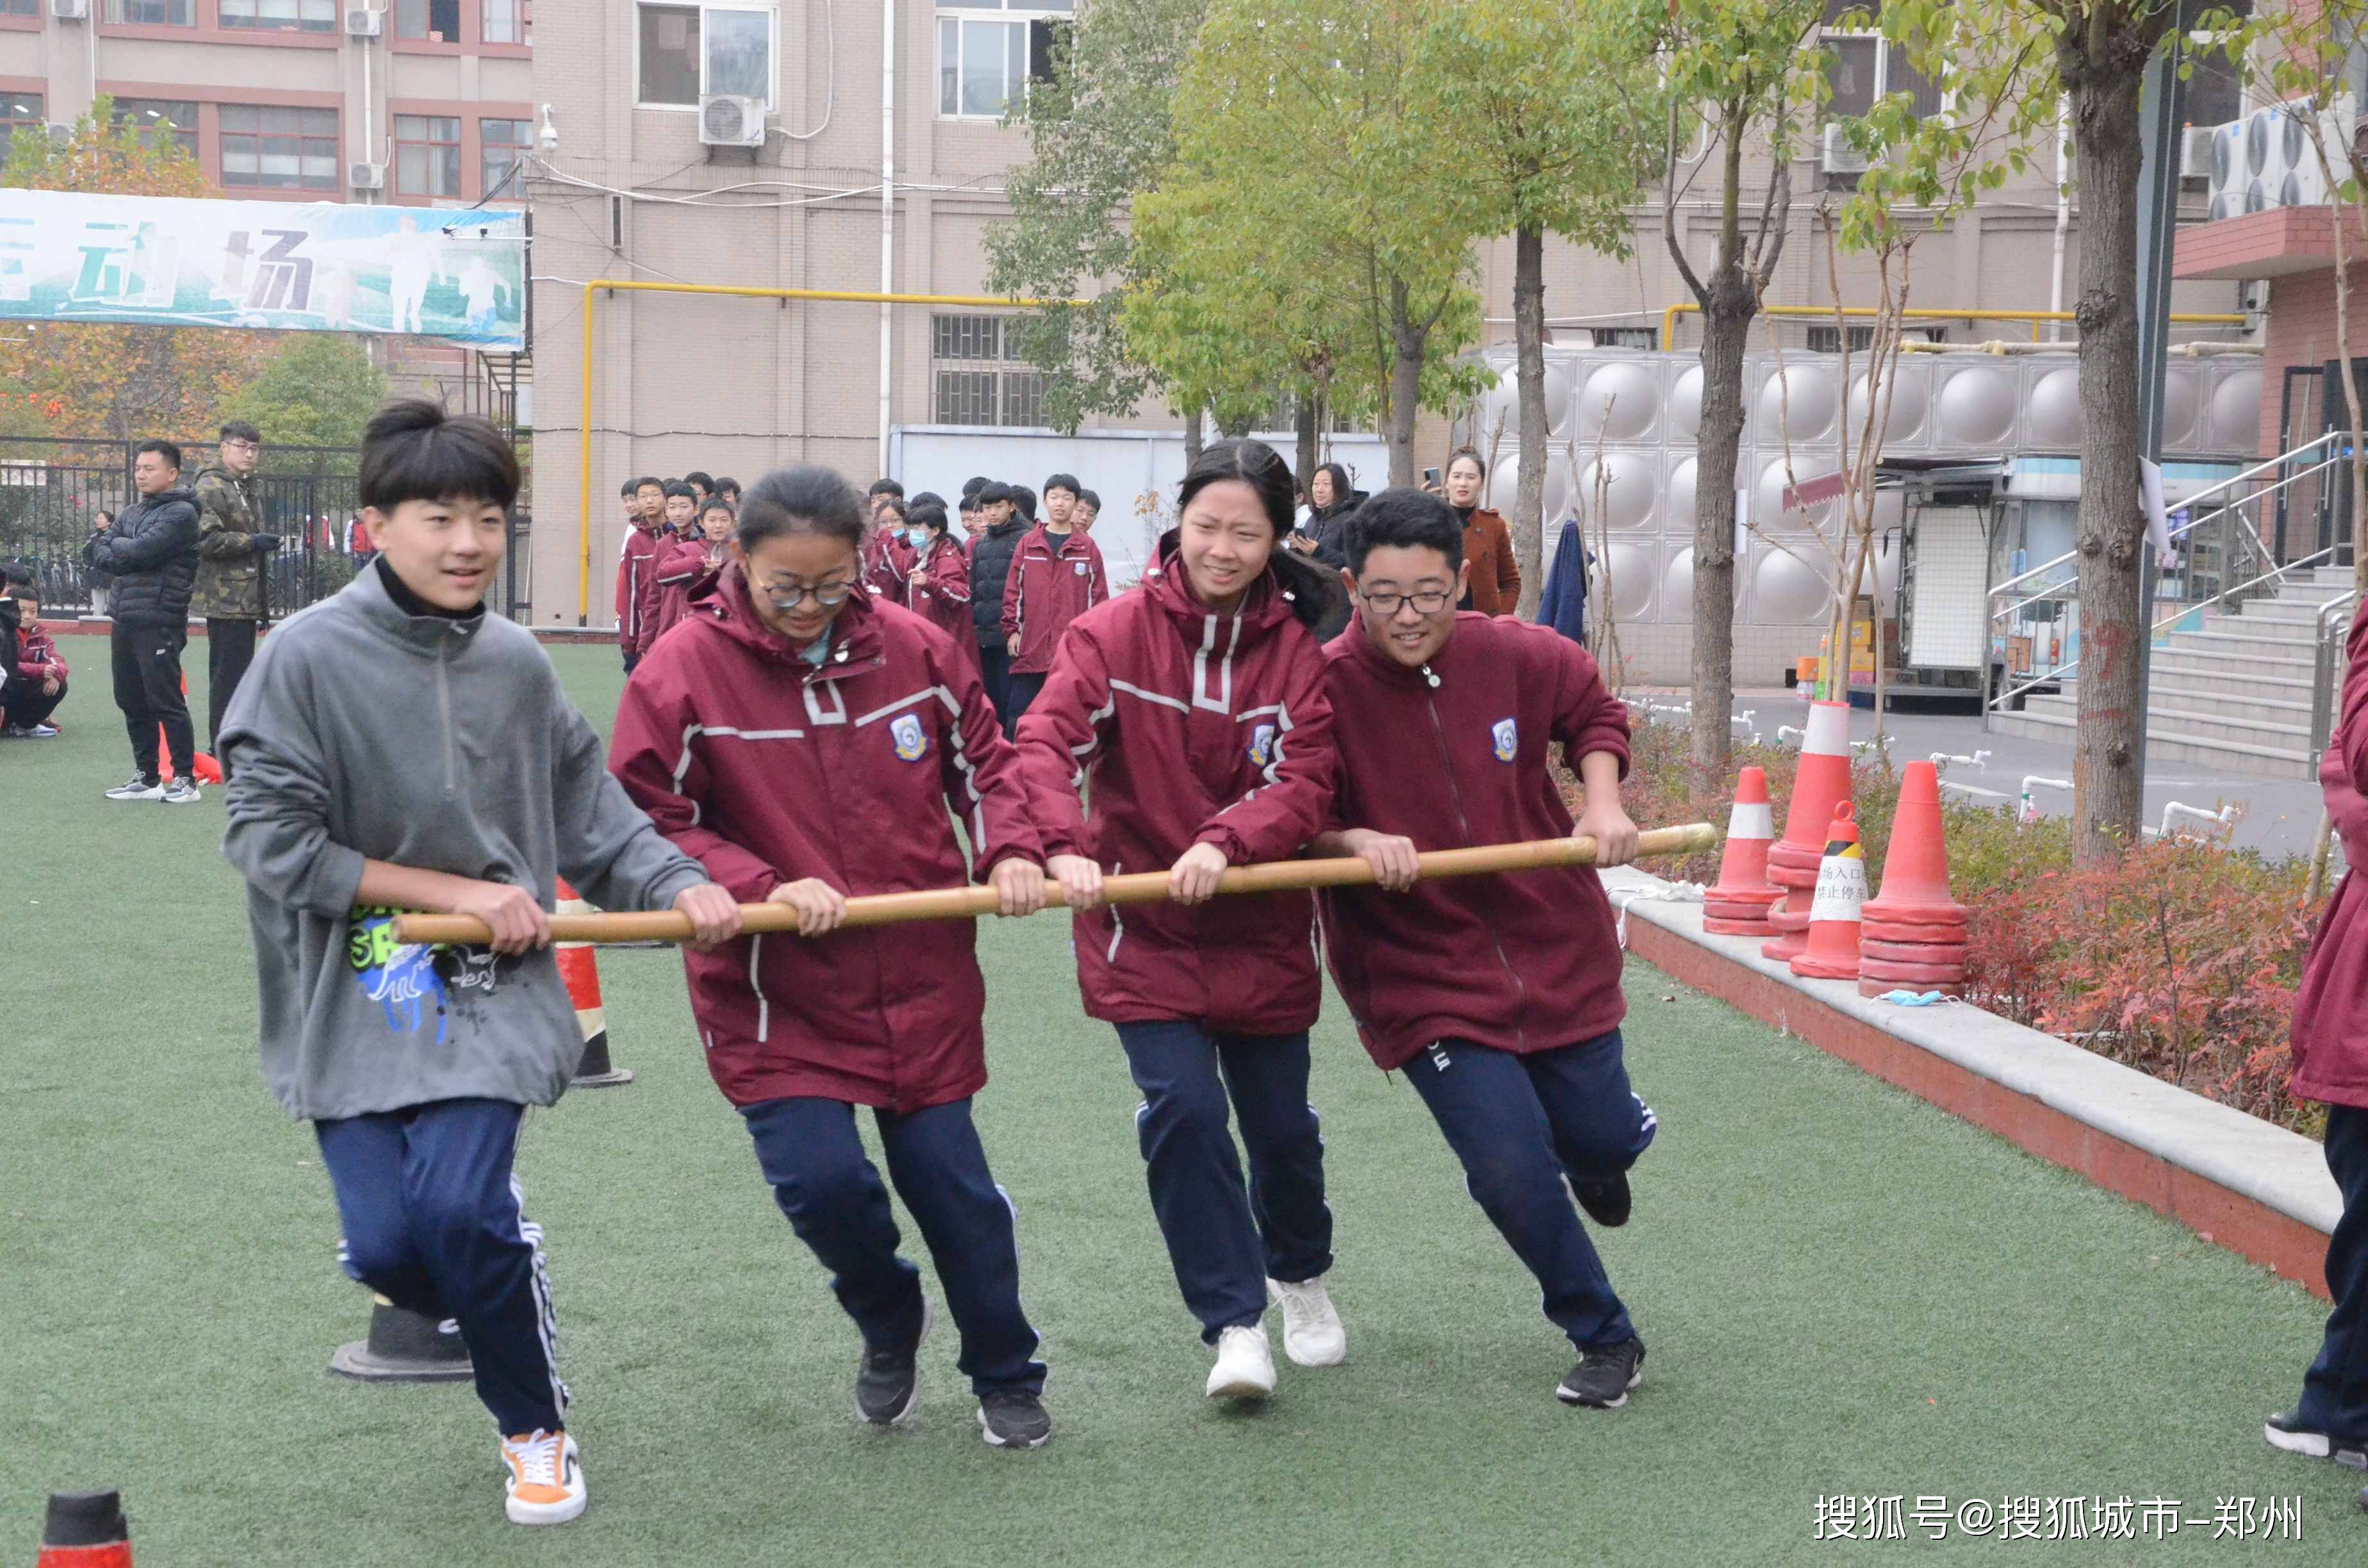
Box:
[1014,439,1349,1408]
[608,465,1055,1451]
[871,500,976,662]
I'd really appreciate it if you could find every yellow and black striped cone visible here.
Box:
[1789,802,1865,981]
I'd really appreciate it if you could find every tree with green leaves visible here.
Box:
[986,0,1210,439]
[219,334,389,475]
[1420,0,1664,617]
[1163,0,1488,486]
[0,96,272,442]
[1645,0,1830,785]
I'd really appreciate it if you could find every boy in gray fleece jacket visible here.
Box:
[218,401,739,1528]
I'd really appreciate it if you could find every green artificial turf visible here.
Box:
[3,642,2363,1564]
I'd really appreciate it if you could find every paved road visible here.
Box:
[1641,687,2328,860]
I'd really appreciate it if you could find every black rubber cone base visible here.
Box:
[571,1028,634,1088]
[330,1298,473,1381]
[43,1489,128,1548]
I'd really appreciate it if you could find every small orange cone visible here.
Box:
[557,877,633,1088]
[156,675,199,784]
[1703,765,1783,935]
[37,1490,131,1568]
[1763,699,1852,961]
[1862,760,1969,927]
[1789,803,1864,980]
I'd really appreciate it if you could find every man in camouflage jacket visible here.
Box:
[191,420,279,763]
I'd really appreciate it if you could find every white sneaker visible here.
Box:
[161,777,202,805]
[1267,1275,1347,1368]
[498,1429,587,1526]
[104,775,163,801]
[1205,1323,1277,1401]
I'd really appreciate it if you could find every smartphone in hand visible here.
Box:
[1422,466,1442,486]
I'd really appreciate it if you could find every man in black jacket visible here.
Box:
[83,439,202,803]
[967,480,1030,729]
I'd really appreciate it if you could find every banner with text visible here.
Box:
[0,190,525,350]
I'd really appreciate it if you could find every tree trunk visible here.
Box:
[1386,277,1425,487]
[1182,399,1205,467]
[1294,391,1319,500]
[2068,58,2149,864]
[1511,225,1549,620]
[1690,268,1755,784]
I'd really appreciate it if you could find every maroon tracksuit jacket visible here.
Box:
[1318,613,1632,1071]
[2294,613,2368,1108]
[1001,524,1108,676]
[616,523,664,657]
[609,566,1045,1113]
[648,536,723,649]
[1014,552,1336,1035]
[873,533,978,660]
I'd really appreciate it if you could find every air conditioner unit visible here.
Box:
[2179,124,2216,180]
[698,94,764,148]
[1818,121,1869,176]
[348,161,384,191]
[343,6,379,33]
[49,0,86,20]
[2214,95,2361,216]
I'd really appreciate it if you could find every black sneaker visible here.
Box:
[1557,1336,1646,1409]
[977,1387,1053,1449]
[1575,1173,1632,1228]
[854,1298,930,1426]
[2266,1410,2368,1467]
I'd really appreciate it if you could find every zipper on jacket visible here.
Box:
[1424,687,1527,1049]
[435,634,459,796]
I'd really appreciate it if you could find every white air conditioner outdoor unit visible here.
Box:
[348,161,384,191]
[2179,124,2216,180]
[2210,95,2360,218]
[698,93,764,148]
[1818,122,1870,176]
[343,6,379,33]
[49,0,87,20]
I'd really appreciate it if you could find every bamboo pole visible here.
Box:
[391,824,1718,947]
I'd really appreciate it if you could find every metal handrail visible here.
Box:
[2313,589,2360,765]
[1987,432,2343,600]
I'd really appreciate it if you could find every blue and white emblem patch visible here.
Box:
[1490,717,1518,763]
[1247,723,1278,769]
[890,712,929,763]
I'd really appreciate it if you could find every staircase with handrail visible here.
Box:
[1985,432,2356,780]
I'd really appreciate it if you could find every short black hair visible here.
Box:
[134,438,183,471]
[909,500,951,537]
[739,465,865,553]
[620,478,643,498]
[1075,488,1101,511]
[958,491,979,514]
[662,480,699,502]
[684,470,715,492]
[1010,484,1038,521]
[1346,486,1463,576]
[632,475,663,494]
[910,490,944,510]
[962,475,989,498]
[358,398,520,512]
[978,480,1014,506]
[1042,472,1080,500]
[698,494,736,520]
[220,420,261,445]
[868,478,905,501]
[875,494,909,524]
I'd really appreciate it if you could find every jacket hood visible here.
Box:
[1142,539,1297,651]
[696,557,884,672]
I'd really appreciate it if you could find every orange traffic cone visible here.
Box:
[1789,803,1864,980]
[1704,765,1783,935]
[1862,760,1969,928]
[156,674,207,784]
[1763,699,1853,963]
[38,1490,131,1568]
[557,877,632,1088]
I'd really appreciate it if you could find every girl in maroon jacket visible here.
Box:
[870,498,976,664]
[1016,439,1346,1405]
[2269,611,2368,1474]
[608,466,1057,1450]
[1311,487,1654,1412]
[646,494,734,650]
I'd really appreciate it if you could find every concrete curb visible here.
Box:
[1603,867,2341,1299]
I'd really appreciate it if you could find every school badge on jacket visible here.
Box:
[1490,717,1518,762]
[1247,723,1278,769]
[890,712,930,762]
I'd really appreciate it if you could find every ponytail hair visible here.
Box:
[1167,439,1342,633]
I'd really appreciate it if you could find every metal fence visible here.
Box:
[0,437,531,621]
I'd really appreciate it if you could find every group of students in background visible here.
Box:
[224,399,1657,1530]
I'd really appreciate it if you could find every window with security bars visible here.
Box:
[1591,327,1658,350]
[936,371,1001,425]
[1805,325,1876,354]
[932,315,1044,425]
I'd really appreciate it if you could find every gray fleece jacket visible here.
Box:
[219,564,708,1121]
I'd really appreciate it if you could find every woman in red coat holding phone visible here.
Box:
[609,465,1056,1450]
[1014,439,1347,1406]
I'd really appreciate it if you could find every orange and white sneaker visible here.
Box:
[498,1428,586,1525]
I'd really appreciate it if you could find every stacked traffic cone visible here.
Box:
[1762,699,1854,963]
[37,1490,131,1568]
[329,1294,473,1381]
[1703,765,1784,935]
[1789,803,1865,980]
[1858,759,1970,997]
[557,877,632,1087]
